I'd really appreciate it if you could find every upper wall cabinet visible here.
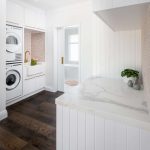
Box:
[6,0,24,26]
[6,0,46,30]
[93,0,150,31]
[25,8,46,30]
[93,0,150,11]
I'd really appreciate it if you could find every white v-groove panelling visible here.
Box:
[0,0,8,120]
[57,105,150,150]
[92,14,141,79]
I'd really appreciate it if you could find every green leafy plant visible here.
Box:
[31,58,37,66]
[121,69,139,79]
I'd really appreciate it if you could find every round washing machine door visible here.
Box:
[6,70,21,91]
[6,32,21,53]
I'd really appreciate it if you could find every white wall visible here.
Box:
[0,0,8,120]
[46,1,142,90]
[46,1,93,90]
[92,14,141,78]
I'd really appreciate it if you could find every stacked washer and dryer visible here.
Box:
[6,25,23,103]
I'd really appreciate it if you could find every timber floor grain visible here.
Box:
[0,91,63,150]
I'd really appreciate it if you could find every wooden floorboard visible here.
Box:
[0,91,63,150]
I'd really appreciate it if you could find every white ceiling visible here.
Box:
[18,0,88,10]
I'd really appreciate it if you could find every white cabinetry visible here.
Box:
[23,63,46,96]
[23,75,45,96]
[6,0,24,25]
[93,0,150,11]
[25,8,46,30]
[57,105,150,150]
[113,0,139,8]
[93,0,150,31]
[6,0,46,30]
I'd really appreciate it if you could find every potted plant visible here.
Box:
[31,58,38,66]
[121,69,139,83]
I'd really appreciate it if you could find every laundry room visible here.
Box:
[1,0,150,149]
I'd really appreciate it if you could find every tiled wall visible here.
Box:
[31,33,45,62]
[142,6,150,103]
[24,29,31,62]
[24,29,45,62]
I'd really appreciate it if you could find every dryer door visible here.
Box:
[6,32,21,53]
[6,70,21,91]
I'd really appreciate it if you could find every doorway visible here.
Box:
[56,26,80,92]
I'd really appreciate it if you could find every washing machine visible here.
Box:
[6,63,23,102]
[6,25,23,63]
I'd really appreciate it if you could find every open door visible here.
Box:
[57,27,65,92]
[56,26,80,92]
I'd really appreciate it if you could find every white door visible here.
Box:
[57,27,65,92]
[56,26,80,92]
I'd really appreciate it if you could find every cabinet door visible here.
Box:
[23,75,45,96]
[25,8,46,30]
[36,11,46,30]
[35,76,45,90]
[93,0,113,11]
[6,0,24,25]
[25,8,36,29]
[139,0,150,3]
[23,78,36,96]
[113,0,139,8]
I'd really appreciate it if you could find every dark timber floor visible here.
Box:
[0,91,63,150]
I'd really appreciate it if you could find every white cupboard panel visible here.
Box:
[139,0,150,3]
[23,75,45,96]
[78,111,86,150]
[115,122,127,150]
[140,129,150,150]
[25,8,46,30]
[93,0,150,11]
[127,126,140,150]
[36,75,45,89]
[62,107,70,150]
[6,0,24,25]
[95,116,105,150]
[105,120,116,150]
[25,8,35,28]
[113,0,139,8]
[57,105,63,150]
[86,113,95,150]
[70,109,78,150]
[57,106,150,150]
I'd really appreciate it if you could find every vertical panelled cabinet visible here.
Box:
[93,0,150,11]
[57,105,150,150]
[6,0,46,30]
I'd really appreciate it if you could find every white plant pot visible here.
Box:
[123,76,137,84]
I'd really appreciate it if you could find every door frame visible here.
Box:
[53,24,81,92]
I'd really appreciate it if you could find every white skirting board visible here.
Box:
[57,105,150,150]
[0,110,8,121]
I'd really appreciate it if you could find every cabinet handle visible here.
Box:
[61,57,64,64]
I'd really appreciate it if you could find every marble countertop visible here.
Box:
[56,77,150,130]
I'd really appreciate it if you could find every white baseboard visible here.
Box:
[0,110,8,121]
[45,86,57,93]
